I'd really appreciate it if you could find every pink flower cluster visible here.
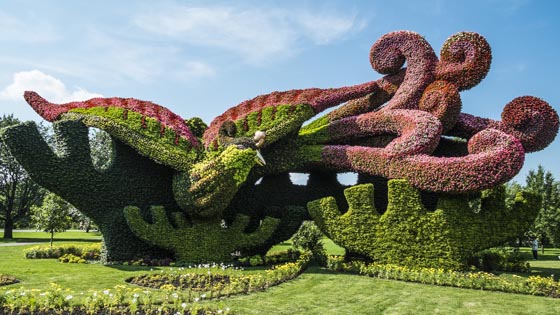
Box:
[450,96,559,153]
[321,109,442,158]
[300,30,557,193]
[436,32,492,91]
[369,31,438,111]
[321,128,525,193]
[24,91,200,148]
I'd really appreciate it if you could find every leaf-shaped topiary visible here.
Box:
[308,179,540,270]
[124,206,280,263]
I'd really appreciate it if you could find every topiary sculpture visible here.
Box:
[0,30,556,265]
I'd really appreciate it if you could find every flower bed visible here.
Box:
[0,274,18,287]
[24,243,101,260]
[128,251,311,299]
[327,256,560,298]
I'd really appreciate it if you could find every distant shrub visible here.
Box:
[292,222,327,265]
[24,243,101,260]
[236,249,301,267]
[468,247,530,272]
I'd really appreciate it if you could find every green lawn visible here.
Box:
[0,229,102,243]
[2,232,560,314]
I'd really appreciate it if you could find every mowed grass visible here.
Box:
[2,231,560,314]
[0,230,102,243]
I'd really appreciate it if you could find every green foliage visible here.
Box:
[236,250,301,267]
[30,192,73,246]
[185,117,208,139]
[524,165,560,246]
[468,247,530,272]
[24,243,101,260]
[309,179,540,270]
[124,205,280,263]
[309,184,378,259]
[1,283,228,315]
[232,104,316,146]
[58,253,87,264]
[173,145,259,219]
[292,221,327,265]
[89,128,113,170]
[64,111,201,171]
[0,120,177,261]
[127,251,311,297]
[0,115,46,239]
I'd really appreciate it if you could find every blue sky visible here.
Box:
[1,0,559,185]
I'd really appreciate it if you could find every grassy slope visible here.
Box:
[2,232,560,314]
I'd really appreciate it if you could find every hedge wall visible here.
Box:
[309,179,540,270]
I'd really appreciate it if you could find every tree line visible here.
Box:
[0,114,110,240]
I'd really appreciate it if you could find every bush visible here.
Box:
[58,253,87,264]
[292,221,327,265]
[468,247,530,272]
[0,274,18,287]
[236,249,301,267]
[24,243,101,260]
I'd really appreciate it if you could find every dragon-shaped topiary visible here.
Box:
[0,30,557,265]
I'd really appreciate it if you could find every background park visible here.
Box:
[2,1,560,314]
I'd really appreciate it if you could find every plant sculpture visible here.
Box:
[0,30,557,267]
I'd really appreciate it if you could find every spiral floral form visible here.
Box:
[370,31,438,110]
[419,80,462,132]
[501,96,559,152]
[436,32,492,91]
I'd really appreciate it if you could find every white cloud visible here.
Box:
[133,5,365,64]
[0,70,102,103]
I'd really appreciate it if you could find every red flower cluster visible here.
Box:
[202,80,379,148]
[450,96,559,153]
[436,32,492,91]
[369,31,438,111]
[24,91,199,148]
[320,109,442,157]
[321,128,525,192]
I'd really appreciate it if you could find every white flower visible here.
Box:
[103,290,110,295]
[181,302,187,309]
[201,294,206,299]
[65,295,73,300]
[39,292,46,296]
[172,292,179,299]
[218,310,223,314]
[132,298,138,304]
[194,297,200,302]
[133,293,139,298]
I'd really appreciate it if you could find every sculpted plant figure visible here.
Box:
[1,30,556,266]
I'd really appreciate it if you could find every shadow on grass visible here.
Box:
[303,266,342,275]
[0,238,101,244]
[105,264,162,272]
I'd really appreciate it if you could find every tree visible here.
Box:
[30,192,73,247]
[88,128,112,170]
[524,165,560,249]
[0,115,46,239]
